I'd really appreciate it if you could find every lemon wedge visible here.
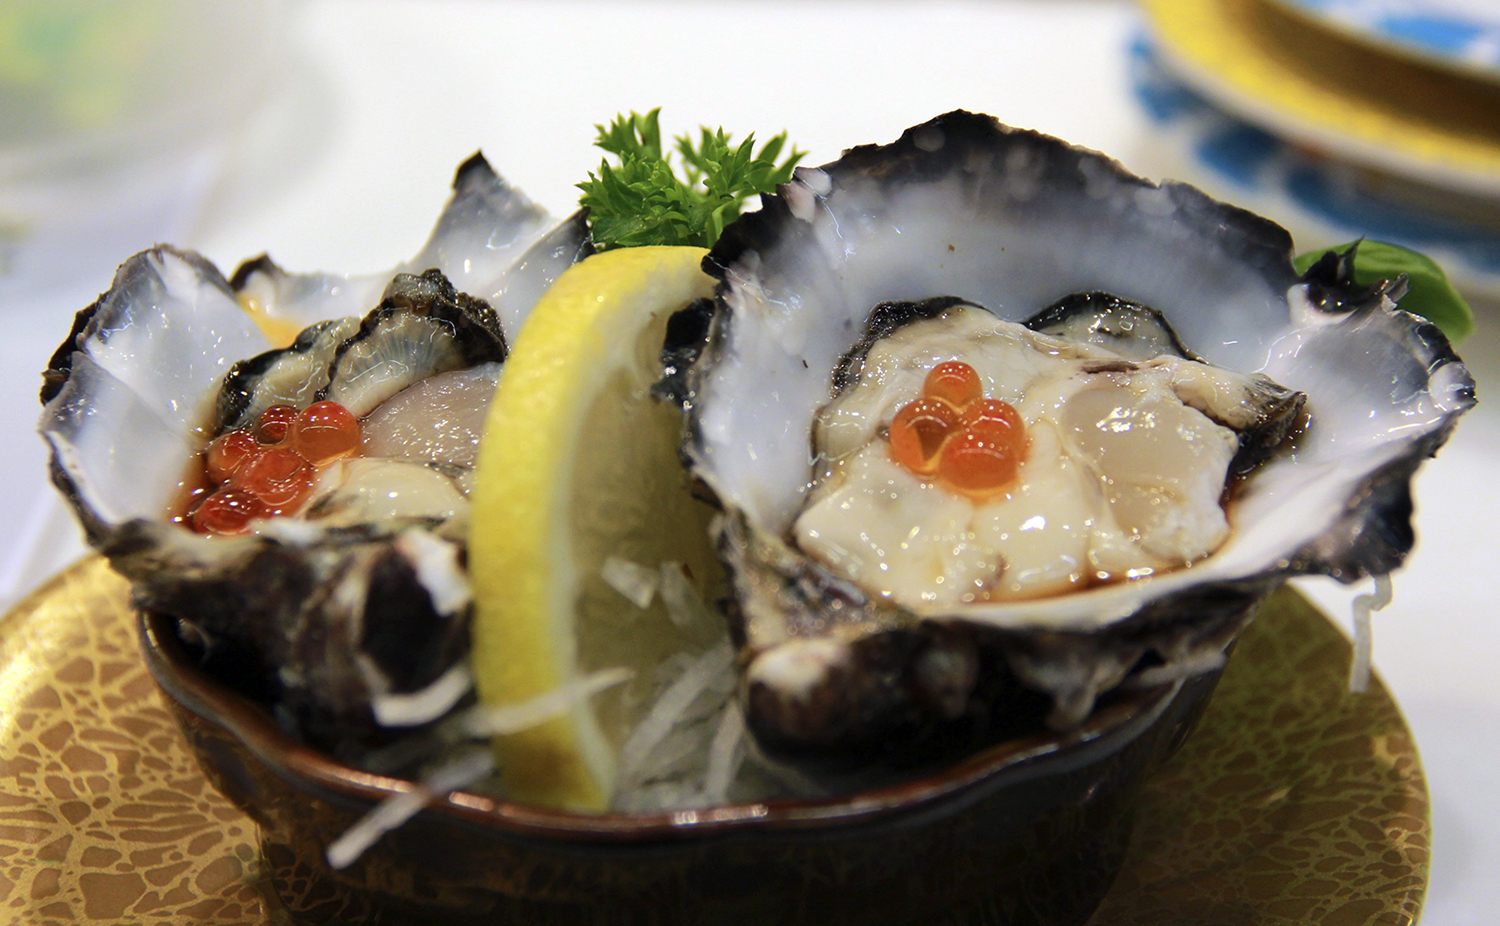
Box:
[468,246,724,811]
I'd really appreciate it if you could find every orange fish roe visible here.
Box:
[923,360,983,407]
[187,401,361,535]
[293,400,362,465]
[254,403,298,443]
[888,361,1026,497]
[888,397,962,476]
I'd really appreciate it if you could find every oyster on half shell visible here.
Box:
[38,154,590,750]
[679,111,1474,758]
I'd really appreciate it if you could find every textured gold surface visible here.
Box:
[1090,587,1429,925]
[1141,0,1500,191]
[0,558,272,925]
[1,558,1427,925]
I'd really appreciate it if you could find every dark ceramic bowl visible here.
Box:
[139,609,1225,926]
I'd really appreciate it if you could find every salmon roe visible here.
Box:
[888,361,1026,497]
[187,401,361,535]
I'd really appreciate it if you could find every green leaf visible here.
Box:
[1293,240,1474,341]
[577,110,806,251]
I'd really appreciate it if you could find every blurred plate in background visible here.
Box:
[1138,0,1500,198]
[1126,33,1500,299]
[1266,0,1500,85]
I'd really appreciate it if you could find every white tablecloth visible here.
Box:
[2,2,1493,922]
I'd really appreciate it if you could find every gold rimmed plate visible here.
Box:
[0,557,1427,925]
[1140,0,1500,198]
[1264,0,1500,87]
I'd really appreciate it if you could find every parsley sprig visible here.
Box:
[577,109,805,250]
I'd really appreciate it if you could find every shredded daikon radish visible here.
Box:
[328,668,633,868]
[703,702,746,805]
[616,640,734,790]
[326,748,494,869]
[1129,649,1227,688]
[618,780,704,813]
[1349,574,1392,693]
[602,556,659,610]
[371,663,473,727]
[644,724,706,777]
[456,667,631,737]
[659,561,710,629]
[654,650,698,682]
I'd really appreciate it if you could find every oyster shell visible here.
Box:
[38,155,590,750]
[229,152,590,341]
[682,111,1474,757]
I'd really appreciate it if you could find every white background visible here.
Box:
[1,2,1494,922]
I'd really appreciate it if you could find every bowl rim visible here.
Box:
[139,608,1185,844]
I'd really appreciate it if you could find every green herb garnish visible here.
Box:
[1294,240,1474,341]
[578,109,805,251]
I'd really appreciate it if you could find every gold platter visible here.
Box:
[0,557,1427,925]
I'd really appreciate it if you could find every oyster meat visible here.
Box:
[795,298,1303,608]
[681,111,1474,758]
[38,154,590,749]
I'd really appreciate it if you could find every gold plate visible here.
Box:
[1140,0,1500,197]
[0,558,1427,925]
[1090,587,1428,925]
[0,558,271,925]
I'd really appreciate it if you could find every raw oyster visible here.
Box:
[681,111,1474,758]
[38,155,590,750]
[793,298,1305,608]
